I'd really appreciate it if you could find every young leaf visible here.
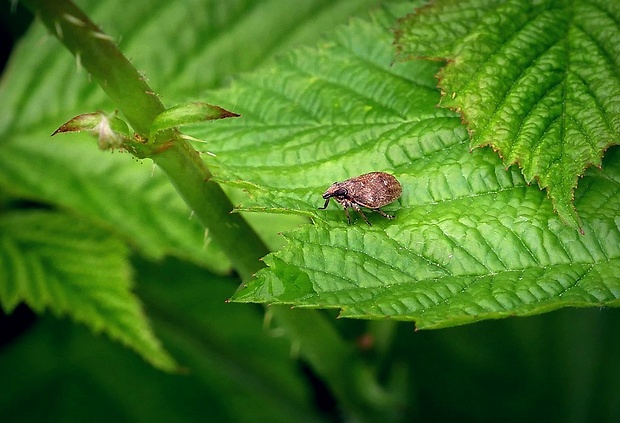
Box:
[150,103,240,138]
[52,111,132,150]
[186,4,620,328]
[0,211,176,371]
[395,0,620,229]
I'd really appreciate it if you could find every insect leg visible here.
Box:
[351,203,371,226]
[343,207,353,225]
[373,208,395,219]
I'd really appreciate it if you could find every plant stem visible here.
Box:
[152,138,268,281]
[271,307,401,422]
[24,0,164,135]
[25,0,268,280]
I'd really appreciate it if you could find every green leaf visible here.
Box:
[0,211,176,371]
[184,3,620,328]
[395,0,620,228]
[0,258,324,423]
[0,134,231,272]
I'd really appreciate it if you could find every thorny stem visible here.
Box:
[25,0,163,135]
[22,0,397,419]
[24,0,267,281]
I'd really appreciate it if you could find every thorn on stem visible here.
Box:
[62,13,86,27]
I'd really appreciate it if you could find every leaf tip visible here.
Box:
[218,107,241,119]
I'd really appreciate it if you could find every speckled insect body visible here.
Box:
[320,172,402,226]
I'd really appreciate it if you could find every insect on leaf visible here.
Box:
[320,172,402,226]
[186,3,620,329]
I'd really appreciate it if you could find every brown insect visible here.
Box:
[319,172,402,226]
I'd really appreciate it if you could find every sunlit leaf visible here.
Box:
[395,0,620,228]
[186,2,620,328]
